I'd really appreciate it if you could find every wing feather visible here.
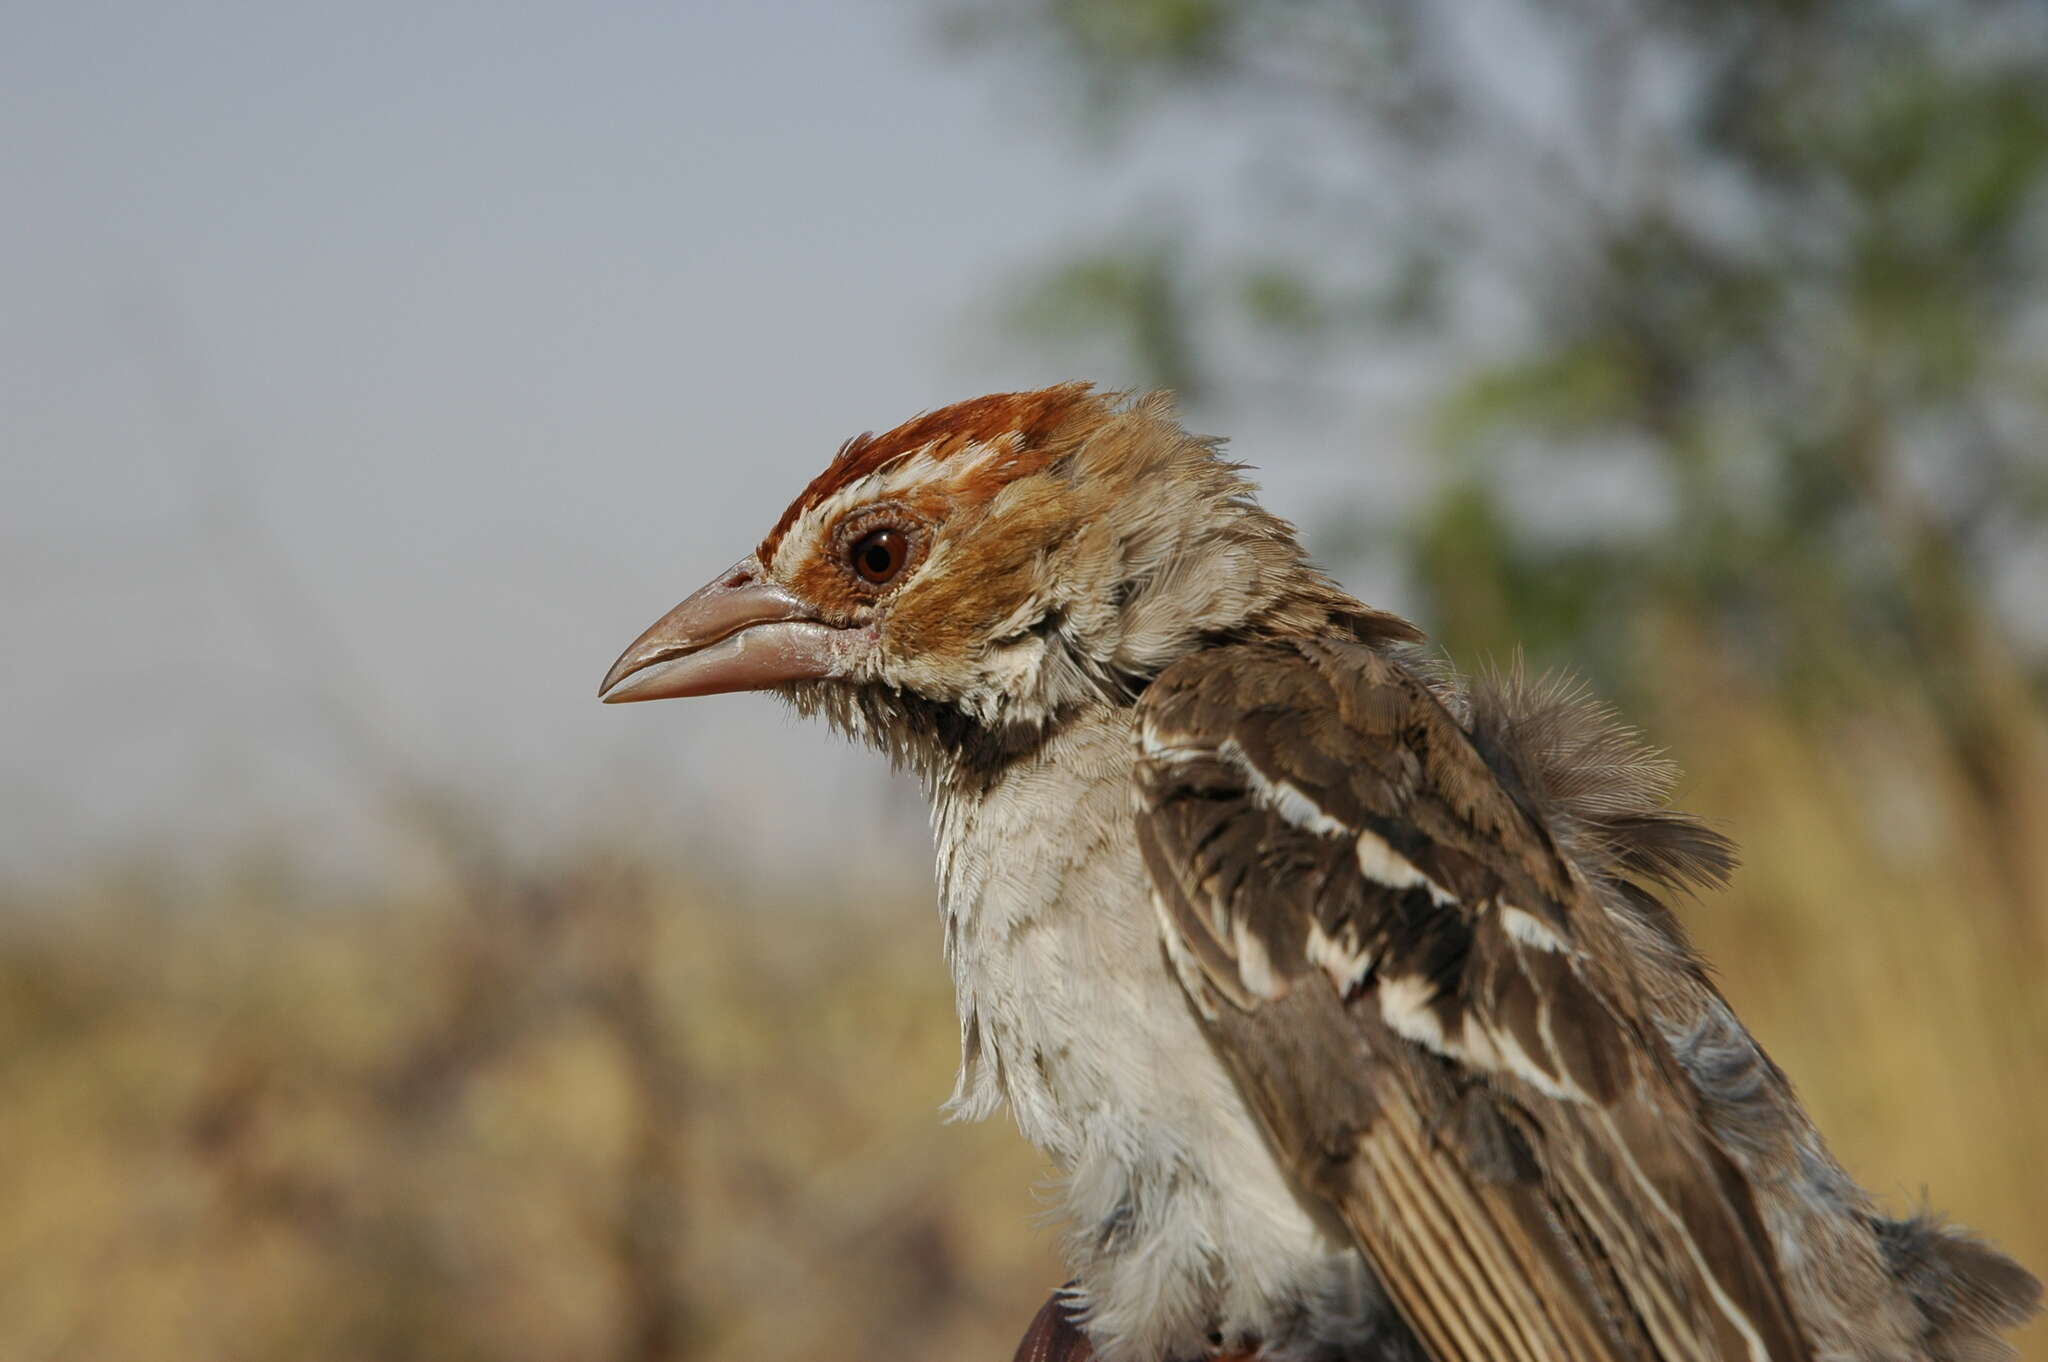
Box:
[1134,639,1812,1362]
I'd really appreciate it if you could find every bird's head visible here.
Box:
[599,383,1417,778]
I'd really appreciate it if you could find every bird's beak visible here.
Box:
[598,557,855,703]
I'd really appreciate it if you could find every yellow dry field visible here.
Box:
[3,661,2043,1361]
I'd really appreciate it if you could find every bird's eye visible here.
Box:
[850,528,909,586]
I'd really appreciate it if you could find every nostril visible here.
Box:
[722,567,755,589]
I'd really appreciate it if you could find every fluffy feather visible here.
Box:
[615,384,2038,1362]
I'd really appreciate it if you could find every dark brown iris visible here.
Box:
[850,528,908,585]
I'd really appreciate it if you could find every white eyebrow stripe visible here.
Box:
[769,436,1030,572]
[770,444,943,569]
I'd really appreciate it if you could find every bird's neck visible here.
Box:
[917,691,1123,803]
[926,700,1147,1133]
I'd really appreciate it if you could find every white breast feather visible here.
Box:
[934,714,1378,1362]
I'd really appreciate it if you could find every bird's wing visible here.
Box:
[1132,639,1811,1362]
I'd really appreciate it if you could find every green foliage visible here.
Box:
[1051,0,1229,68]
[956,0,2048,702]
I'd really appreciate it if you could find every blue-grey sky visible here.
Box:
[2,0,1431,890]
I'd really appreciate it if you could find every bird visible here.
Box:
[598,384,2039,1362]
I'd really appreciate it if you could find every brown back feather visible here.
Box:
[1138,640,1815,1362]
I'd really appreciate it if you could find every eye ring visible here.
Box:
[849,527,909,586]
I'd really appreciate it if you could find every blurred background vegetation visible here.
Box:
[5,0,2047,1358]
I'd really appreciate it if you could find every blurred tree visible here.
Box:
[950,0,2048,909]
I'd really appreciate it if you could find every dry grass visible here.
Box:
[1,661,2042,1360]
[0,875,1057,1362]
